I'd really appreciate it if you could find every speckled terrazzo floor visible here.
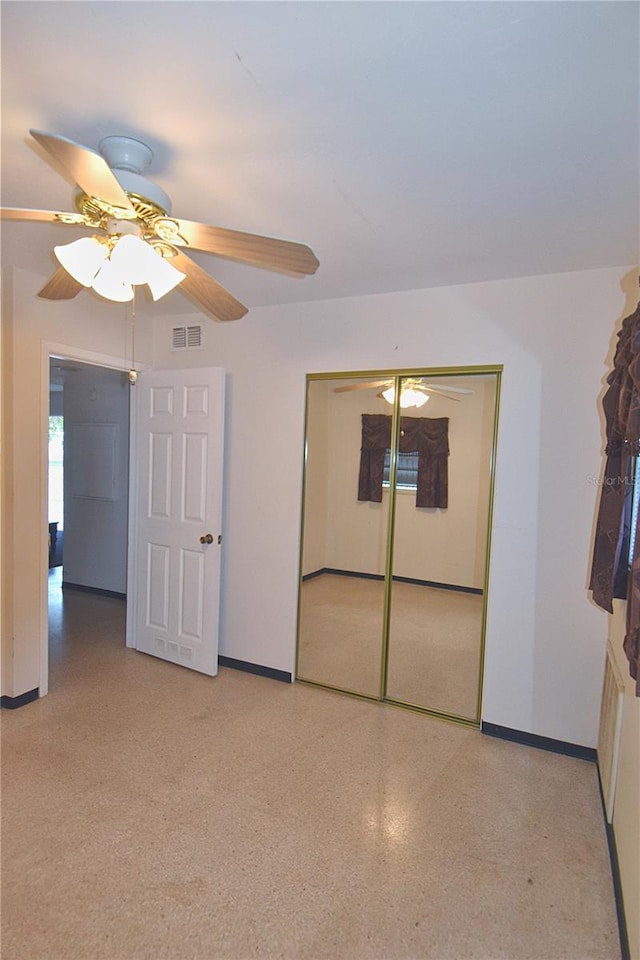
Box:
[0,569,620,960]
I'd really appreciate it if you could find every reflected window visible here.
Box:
[383,449,419,490]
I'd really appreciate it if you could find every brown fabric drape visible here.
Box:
[589,294,640,695]
[357,414,449,508]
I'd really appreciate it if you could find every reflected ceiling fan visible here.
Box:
[1,130,320,321]
[334,377,474,407]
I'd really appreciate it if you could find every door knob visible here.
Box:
[199,533,214,545]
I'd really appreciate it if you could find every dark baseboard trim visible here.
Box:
[324,567,384,582]
[597,775,631,960]
[218,655,291,684]
[304,567,482,594]
[303,567,385,583]
[393,574,483,595]
[1,688,39,709]
[302,569,326,582]
[480,721,597,762]
[62,581,126,600]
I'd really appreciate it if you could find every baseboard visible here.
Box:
[1,688,39,709]
[62,581,126,600]
[392,574,482,595]
[218,655,291,683]
[304,567,385,583]
[304,567,482,594]
[302,569,326,582]
[480,721,597,762]
[596,773,631,960]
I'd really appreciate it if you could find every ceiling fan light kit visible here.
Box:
[2,130,320,320]
[91,258,135,303]
[334,377,474,404]
[382,385,430,409]
[54,232,185,304]
[109,233,185,297]
[145,256,187,302]
[54,236,109,286]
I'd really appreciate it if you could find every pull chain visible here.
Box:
[128,290,137,385]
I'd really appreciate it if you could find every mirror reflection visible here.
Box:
[297,368,500,723]
[385,373,498,720]
[297,377,388,696]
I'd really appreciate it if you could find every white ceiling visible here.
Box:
[1,1,638,320]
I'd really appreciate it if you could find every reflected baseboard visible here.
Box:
[302,567,482,595]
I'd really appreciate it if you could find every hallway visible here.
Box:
[0,572,620,960]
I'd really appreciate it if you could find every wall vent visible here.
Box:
[597,643,625,822]
[172,325,202,350]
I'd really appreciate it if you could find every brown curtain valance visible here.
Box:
[357,414,449,508]
[589,293,640,695]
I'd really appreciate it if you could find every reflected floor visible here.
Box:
[298,573,482,718]
[298,574,385,697]
[387,579,482,718]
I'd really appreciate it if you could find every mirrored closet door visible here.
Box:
[296,367,501,724]
[296,376,389,697]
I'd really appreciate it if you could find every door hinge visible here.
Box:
[218,534,222,545]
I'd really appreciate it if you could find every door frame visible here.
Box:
[39,340,149,696]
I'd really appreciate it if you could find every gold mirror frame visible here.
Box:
[296,365,502,727]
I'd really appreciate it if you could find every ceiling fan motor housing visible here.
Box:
[99,136,171,214]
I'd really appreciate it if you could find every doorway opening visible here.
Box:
[46,354,131,692]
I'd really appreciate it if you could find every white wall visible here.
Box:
[153,264,634,748]
[62,368,130,594]
[1,266,154,698]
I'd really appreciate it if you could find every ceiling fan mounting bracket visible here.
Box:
[74,190,169,224]
[151,217,184,243]
[145,239,180,260]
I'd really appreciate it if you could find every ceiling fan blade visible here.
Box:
[37,268,84,300]
[170,250,248,322]
[0,206,91,225]
[333,380,392,393]
[30,130,135,213]
[421,387,460,402]
[169,219,319,276]
[412,384,461,402]
[421,382,474,395]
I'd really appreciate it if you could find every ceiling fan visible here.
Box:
[333,377,475,407]
[0,130,320,321]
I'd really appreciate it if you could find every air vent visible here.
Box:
[172,325,202,351]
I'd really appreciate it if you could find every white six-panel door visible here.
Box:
[129,367,225,676]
